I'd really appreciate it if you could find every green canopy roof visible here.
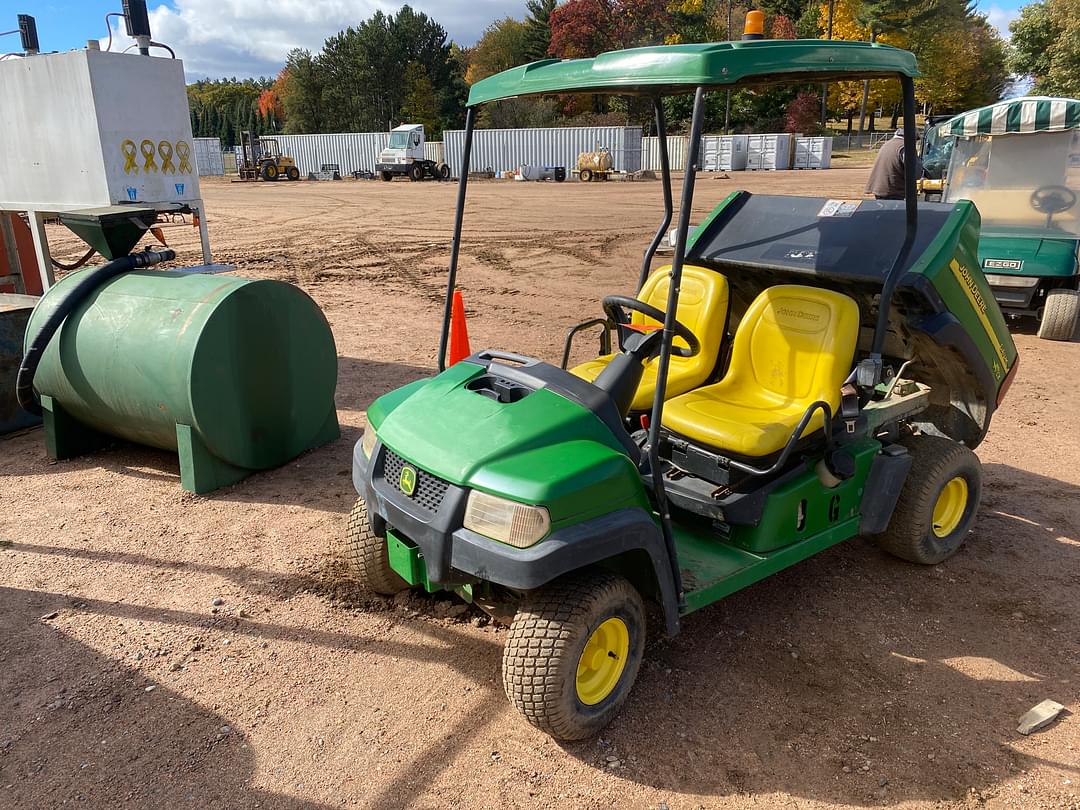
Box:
[940,96,1080,138]
[467,40,920,107]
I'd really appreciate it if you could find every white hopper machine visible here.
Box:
[0,3,213,292]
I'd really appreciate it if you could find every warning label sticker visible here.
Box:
[818,199,861,218]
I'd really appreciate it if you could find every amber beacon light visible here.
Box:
[743,10,765,39]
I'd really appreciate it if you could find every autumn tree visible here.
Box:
[786,90,825,133]
[1010,1,1056,87]
[916,13,1007,115]
[771,13,798,38]
[257,80,285,132]
[466,18,531,83]
[852,0,947,134]
[548,0,617,57]
[400,62,442,137]
[1010,0,1080,96]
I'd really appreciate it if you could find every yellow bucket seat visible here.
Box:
[661,285,860,457]
[571,265,729,412]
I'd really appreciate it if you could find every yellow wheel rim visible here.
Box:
[575,618,630,706]
[932,476,969,538]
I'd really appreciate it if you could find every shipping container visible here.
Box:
[703,135,749,171]
[424,141,445,165]
[444,126,643,179]
[272,133,389,176]
[793,136,833,169]
[642,136,690,172]
[746,133,792,170]
[192,137,224,177]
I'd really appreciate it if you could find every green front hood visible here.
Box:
[366,362,647,527]
[978,234,1078,278]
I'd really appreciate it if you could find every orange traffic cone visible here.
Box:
[449,289,472,365]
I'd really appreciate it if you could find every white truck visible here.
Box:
[376,124,450,182]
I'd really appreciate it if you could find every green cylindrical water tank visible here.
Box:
[26,270,339,492]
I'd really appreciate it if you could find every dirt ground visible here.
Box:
[2,166,1078,810]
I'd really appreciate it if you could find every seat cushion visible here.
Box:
[572,353,706,412]
[569,265,729,411]
[662,388,828,457]
[662,285,860,457]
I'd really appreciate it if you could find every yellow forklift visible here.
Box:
[237,131,300,181]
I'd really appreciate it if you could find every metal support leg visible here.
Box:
[193,199,212,264]
[26,211,55,291]
[0,214,26,293]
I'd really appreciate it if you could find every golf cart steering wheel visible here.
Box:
[1030,185,1077,215]
[602,295,700,358]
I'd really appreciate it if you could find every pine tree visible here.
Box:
[523,0,558,59]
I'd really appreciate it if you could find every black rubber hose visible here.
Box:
[16,249,176,416]
[51,247,97,272]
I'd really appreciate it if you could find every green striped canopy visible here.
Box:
[942,97,1080,138]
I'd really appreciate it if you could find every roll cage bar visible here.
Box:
[435,43,921,609]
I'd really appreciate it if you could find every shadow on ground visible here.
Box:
[549,463,1080,805]
[0,585,341,809]
[4,436,1078,806]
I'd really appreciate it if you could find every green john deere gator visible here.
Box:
[346,35,1019,740]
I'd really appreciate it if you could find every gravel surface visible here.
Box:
[2,167,1078,809]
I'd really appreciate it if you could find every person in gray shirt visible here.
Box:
[866,128,923,200]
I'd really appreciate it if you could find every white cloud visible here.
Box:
[103,0,524,79]
[985,4,1021,40]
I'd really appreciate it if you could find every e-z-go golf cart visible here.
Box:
[346,36,1019,741]
[929,97,1080,340]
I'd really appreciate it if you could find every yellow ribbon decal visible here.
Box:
[949,259,1009,376]
[141,139,158,173]
[158,140,175,174]
[175,140,192,174]
[121,139,139,175]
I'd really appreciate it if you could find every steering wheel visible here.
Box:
[1030,185,1077,215]
[602,295,700,358]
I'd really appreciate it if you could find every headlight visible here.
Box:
[361,427,378,458]
[984,273,1040,288]
[463,491,550,548]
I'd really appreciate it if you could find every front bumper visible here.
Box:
[351,437,670,596]
[989,283,1040,313]
[375,163,408,174]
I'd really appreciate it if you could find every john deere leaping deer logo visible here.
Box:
[399,465,417,496]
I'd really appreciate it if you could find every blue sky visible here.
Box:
[8,1,1029,80]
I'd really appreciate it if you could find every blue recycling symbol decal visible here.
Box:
[126,187,138,201]
[175,183,185,196]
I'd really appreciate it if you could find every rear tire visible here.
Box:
[380,171,394,182]
[579,168,593,183]
[286,166,300,181]
[437,163,451,180]
[1037,288,1080,341]
[502,572,645,741]
[877,435,981,564]
[344,498,408,595]
[408,162,424,182]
